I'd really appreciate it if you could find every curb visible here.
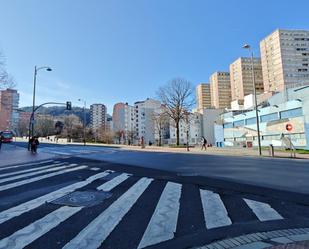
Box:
[193,228,309,249]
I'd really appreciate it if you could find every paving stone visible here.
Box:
[217,240,231,248]
[255,233,268,240]
[250,233,263,241]
[238,235,252,243]
[234,237,248,245]
[246,234,260,242]
[229,238,242,246]
[287,233,309,242]
[271,236,294,244]
[211,242,225,249]
[223,238,241,247]
[233,241,272,249]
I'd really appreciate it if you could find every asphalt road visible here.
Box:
[1,142,308,249]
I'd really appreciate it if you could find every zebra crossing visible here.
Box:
[39,146,117,156]
[0,159,286,249]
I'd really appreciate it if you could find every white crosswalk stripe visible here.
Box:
[200,189,232,229]
[0,164,76,184]
[0,170,112,225]
[0,162,288,249]
[0,206,82,249]
[0,165,87,192]
[97,173,131,191]
[138,182,182,249]
[62,177,153,249]
[0,160,55,172]
[244,198,283,221]
[0,162,66,179]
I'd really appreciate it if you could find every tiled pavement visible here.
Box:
[194,228,309,249]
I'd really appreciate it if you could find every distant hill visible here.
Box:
[20,106,91,124]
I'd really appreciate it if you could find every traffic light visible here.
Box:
[66,101,72,110]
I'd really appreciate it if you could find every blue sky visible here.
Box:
[0,0,308,113]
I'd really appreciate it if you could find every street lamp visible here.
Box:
[243,44,262,156]
[28,66,52,150]
[78,98,86,146]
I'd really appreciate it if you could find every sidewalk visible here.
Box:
[0,143,55,167]
[106,144,309,160]
[194,228,309,249]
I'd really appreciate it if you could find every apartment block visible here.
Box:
[0,89,19,131]
[209,72,231,109]
[229,57,264,101]
[134,98,161,144]
[260,29,309,92]
[112,102,135,142]
[196,83,212,111]
[90,104,107,131]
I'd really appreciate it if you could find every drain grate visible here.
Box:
[51,191,112,207]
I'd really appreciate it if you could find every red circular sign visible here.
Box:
[286,123,293,131]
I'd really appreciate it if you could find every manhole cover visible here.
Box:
[51,191,112,207]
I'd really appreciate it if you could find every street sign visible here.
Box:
[286,123,293,131]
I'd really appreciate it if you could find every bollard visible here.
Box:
[269,144,274,157]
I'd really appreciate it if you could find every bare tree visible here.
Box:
[157,78,195,146]
[114,130,124,144]
[64,114,81,140]
[152,109,169,146]
[0,52,16,89]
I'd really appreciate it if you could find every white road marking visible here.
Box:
[0,206,82,249]
[63,177,153,249]
[244,198,284,221]
[200,189,232,229]
[0,160,55,172]
[97,173,131,191]
[0,163,70,182]
[0,170,113,225]
[0,165,87,192]
[138,182,182,249]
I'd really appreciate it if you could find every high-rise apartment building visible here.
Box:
[229,57,264,101]
[134,98,161,144]
[260,29,309,92]
[112,102,135,142]
[196,83,212,111]
[90,104,107,131]
[209,72,231,109]
[0,89,19,131]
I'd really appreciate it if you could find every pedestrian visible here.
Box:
[30,136,40,153]
[201,136,207,150]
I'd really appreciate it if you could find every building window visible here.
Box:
[280,108,303,119]
[245,117,257,125]
[260,113,278,123]
[233,120,244,127]
[223,122,233,128]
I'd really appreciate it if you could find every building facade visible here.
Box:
[196,83,212,111]
[0,89,19,132]
[112,102,135,143]
[134,98,161,145]
[260,29,309,93]
[169,112,202,145]
[229,57,264,102]
[209,72,231,109]
[221,86,309,149]
[90,104,107,131]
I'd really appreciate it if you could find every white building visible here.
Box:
[169,112,202,145]
[134,98,161,145]
[90,104,107,131]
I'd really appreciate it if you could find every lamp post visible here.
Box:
[78,98,86,146]
[243,44,262,156]
[28,66,52,150]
